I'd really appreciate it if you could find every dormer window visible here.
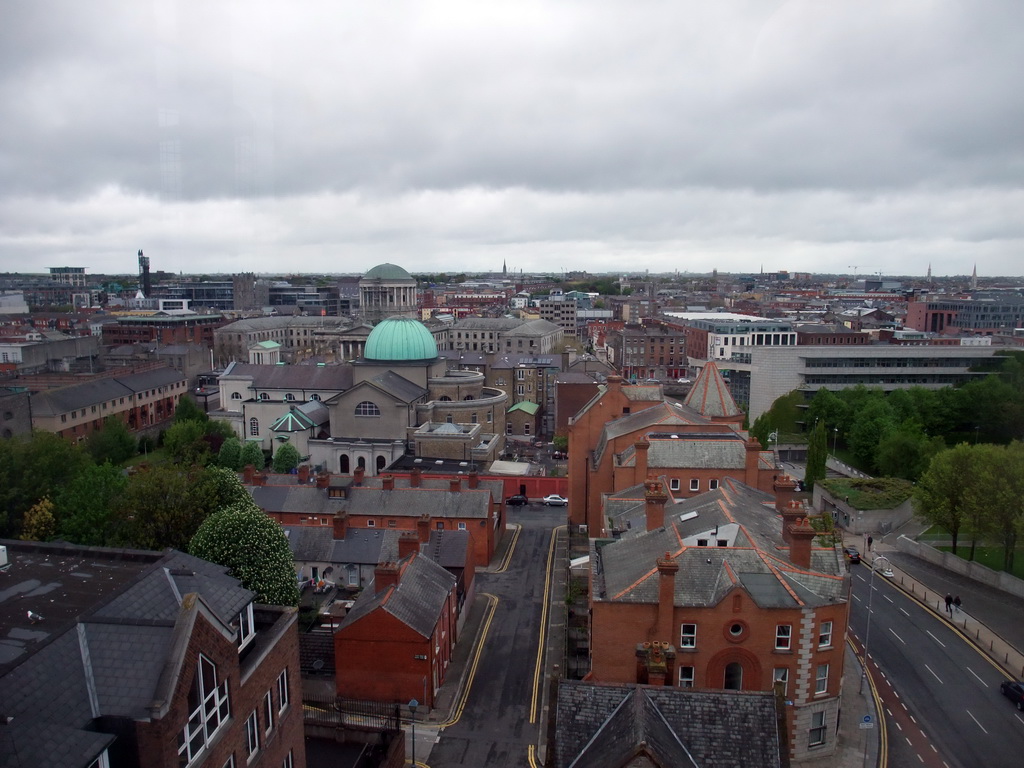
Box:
[237,603,255,650]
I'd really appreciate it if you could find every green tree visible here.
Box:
[174,396,209,424]
[240,441,265,470]
[114,465,219,550]
[21,497,57,541]
[272,442,301,473]
[190,501,299,606]
[848,398,896,472]
[218,436,243,471]
[163,420,212,466]
[0,432,91,537]
[205,466,255,510]
[914,444,978,557]
[874,423,944,482]
[54,462,129,546]
[749,412,773,451]
[975,442,1024,571]
[86,417,137,465]
[804,420,828,493]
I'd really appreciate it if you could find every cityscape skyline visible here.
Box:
[3,2,1023,277]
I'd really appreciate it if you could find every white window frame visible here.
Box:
[282,751,293,768]
[276,669,290,714]
[680,623,697,648]
[178,654,231,767]
[709,479,719,490]
[355,401,381,417]
[815,663,829,695]
[775,624,792,650]
[678,665,695,688]
[237,603,255,650]
[458,522,467,531]
[809,710,827,746]
[818,620,833,648]
[669,478,680,491]
[245,711,260,760]
[773,667,789,696]
[263,691,274,736]
[689,479,699,491]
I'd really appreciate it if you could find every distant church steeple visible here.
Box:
[503,259,507,276]
[971,264,978,290]
[927,263,932,284]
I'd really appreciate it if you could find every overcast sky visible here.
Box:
[2,0,1022,278]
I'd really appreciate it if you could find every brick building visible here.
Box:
[587,480,849,762]
[0,540,305,768]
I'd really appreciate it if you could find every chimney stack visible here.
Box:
[373,562,400,592]
[468,470,479,489]
[297,465,310,484]
[449,477,461,493]
[417,514,431,543]
[780,500,806,544]
[243,465,256,484]
[382,474,395,491]
[333,512,348,540]
[398,531,420,560]
[636,641,676,686]
[252,471,266,487]
[410,468,422,487]
[644,479,668,532]
[655,553,678,642]
[774,473,799,513]
[317,472,330,489]
[353,466,365,484]
[788,517,817,569]
[635,439,650,485]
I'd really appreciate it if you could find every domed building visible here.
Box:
[359,262,419,323]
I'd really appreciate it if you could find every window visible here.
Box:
[775,624,792,650]
[282,751,293,768]
[177,654,231,766]
[724,662,743,689]
[808,710,827,747]
[245,711,260,760]
[669,478,680,491]
[458,522,467,531]
[367,519,375,527]
[277,669,290,713]
[773,667,789,696]
[87,751,111,768]
[237,603,255,649]
[436,521,444,530]
[249,418,259,436]
[310,393,321,401]
[388,519,397,527]
[709,479,719,490]
[680,623,696,648]
[263,691,274,736]
[678,666,694,688]
[439,395,452,401]
[689,479,699,491]
[285,393,295,401]
[815,663,829,694]
[259,393,269,401]
[818,620,833,648]
[355,401,381,417]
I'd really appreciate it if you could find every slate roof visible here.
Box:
[684,361,742,419]
[365,370,429,402]
[337,553,455,638]
[346,487,491,519]
[0,541,258,768]
[594,402,710,467]
[593,478,847,611]
[618,431,749,470]
[249,484,345,516]
[555,680,782,768]
[219,362,354,392]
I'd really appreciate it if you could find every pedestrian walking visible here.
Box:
[945,593,953,615]
[867,535,873,552]
[954,595,962,614]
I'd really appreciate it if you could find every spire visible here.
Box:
[684,361,742,422]
[503,259,507,276]
[971,264,978,290]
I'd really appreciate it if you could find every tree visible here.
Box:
[54,462,129,546]
[174,396,209,425]
[163,420,212,466]
[205,466,255,510]
[847,398,896,472]
[914,444,979,557]
[190,501,300,606]
[0,432,91,537]
[749,412,773,451]
[21,497,57,541]
[272,442,301,473]
[114,465,219,550]
[218,437,243,471]
[874,423,944,482]
[240,441,265,470]
[86,417,137,465]
[975,442,1024,571]
[804,420,828,493]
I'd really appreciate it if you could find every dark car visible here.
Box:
[1001,681,1024,710]
[506,495,529,506]
[843,546,861,564]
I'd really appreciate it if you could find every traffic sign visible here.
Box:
[859,714,874,729]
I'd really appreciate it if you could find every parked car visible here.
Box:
[843,546,861,564]
[506,494,529,506]
[677,378,692,384]
[1000,681,1024,710]
[542,494,568,506]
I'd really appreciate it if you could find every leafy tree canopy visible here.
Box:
[218,437,243,471]
[86,417,137,465]
[54,462,129,546]
[272,442,301,473]
[240,441,266,470]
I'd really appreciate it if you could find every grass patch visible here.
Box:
[935,544,1024,580]
[819,477,913,510]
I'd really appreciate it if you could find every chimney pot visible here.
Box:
[382,474,395,491]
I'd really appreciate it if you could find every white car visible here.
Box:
[677,378,692,384]
[542,494,568,506]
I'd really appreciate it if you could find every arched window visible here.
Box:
[231,392,242,400]
[340,454,350,473]
[310,393,321,401]
[724,662,743,690]
[463,395,474,401]
[376,455,386,472]
[355,401,381,417]
[259,393,269,401]
[357,456,366,470]
[249,418,259,436]
[285,393,295,401]
[439,396,452,402]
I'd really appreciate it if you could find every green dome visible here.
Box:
[364,317,438,361]
[364,263,414,281]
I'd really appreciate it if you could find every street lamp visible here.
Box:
[832,427,839,456]
[859,555,891,694]
[408,699,418,766]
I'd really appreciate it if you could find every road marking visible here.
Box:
[894,721,903,731]
[889,628,906,644]
[886,707,894,717]
[930,744,938,752]
[530,526,562,724]
[966,666,987,686]
[439,593,498,728]
[924,664,943,684]
[926,630,945,648]
[1015,713,1024,725]
[900,607,910,617]
[883,595,894,603]
[966,709,988,734]
[905,737,913,746]
[494,525,521,573]
[852,594,863,604]
[916,755,924,763]
[909,714,917,723]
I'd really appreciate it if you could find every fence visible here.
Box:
[303,694,402,732]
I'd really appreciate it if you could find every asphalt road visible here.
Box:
[427,507,562,768]
[850,566,1024,768]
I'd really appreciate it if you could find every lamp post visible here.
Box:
[408,699,418,766]
[859,555,890,694]
[832,427,839,457]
